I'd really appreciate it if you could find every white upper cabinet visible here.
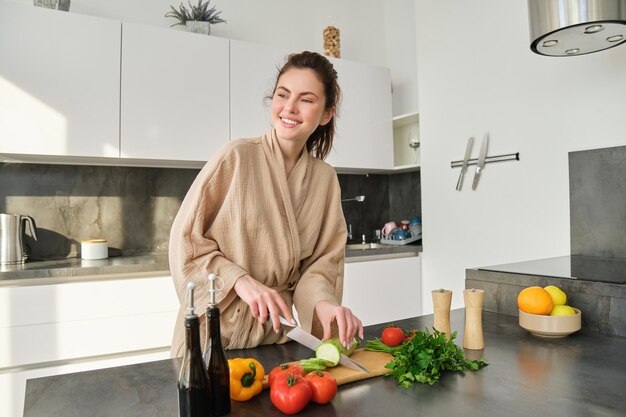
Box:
[326,58,394,171]
[120,23,229,162]
[229,40,290,140]
[0,1,121,158]
[0,3,394,170]
[231,42,394,171]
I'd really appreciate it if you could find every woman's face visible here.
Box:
[271,68,334,149]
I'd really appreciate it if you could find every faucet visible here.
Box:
[341,195,365,203]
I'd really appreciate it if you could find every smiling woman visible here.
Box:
[267,51,341,164]
[168,51,363,356]
[270,68,335,176]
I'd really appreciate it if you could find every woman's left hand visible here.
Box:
[314,301,364,348]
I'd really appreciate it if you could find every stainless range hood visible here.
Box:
[528,0,626,56]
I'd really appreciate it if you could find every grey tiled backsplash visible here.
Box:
[0,163,197,259]
[338,171,421,242]
[0,163,421,258]
[570,145,626,259]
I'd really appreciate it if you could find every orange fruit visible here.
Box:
[517,286,554,315]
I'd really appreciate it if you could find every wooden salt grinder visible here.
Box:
[432,289,452,339]
[463,288,485,350]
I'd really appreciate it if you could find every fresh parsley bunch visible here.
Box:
[384,328,488,387]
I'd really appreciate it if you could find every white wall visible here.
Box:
[415,0,626,313]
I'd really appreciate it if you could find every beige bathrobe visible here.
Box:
[169,130,347,355]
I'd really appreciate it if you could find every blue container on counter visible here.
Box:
[390,228,408,240]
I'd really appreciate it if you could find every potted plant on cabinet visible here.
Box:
[165,0,226,35]
[33,0,71,11]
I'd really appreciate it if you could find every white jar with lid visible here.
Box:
[81,239,108,260]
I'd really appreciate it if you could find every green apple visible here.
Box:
[544,285,567,306]
[550,305,576,316]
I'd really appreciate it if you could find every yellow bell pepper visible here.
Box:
[228,358,265,401]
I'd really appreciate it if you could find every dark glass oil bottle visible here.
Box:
[178,282,210,417]
[204,273,231,416]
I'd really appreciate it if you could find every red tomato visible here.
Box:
[381,327,404,347]
[270,373,312,415]
[268,363,305,387]
[304,371,337,404]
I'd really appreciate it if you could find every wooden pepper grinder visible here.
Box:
[463,288,485,350]
[432,289,452,340]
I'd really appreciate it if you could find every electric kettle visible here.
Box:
[0,213,38,264]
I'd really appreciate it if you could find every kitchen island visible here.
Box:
[23,309,625,417]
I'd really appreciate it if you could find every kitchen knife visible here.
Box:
[277,316,370,373]
[455,136,474,191]
[472,133,489,190]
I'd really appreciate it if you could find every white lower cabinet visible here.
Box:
[343,256,421,327]
[0,275,179,417]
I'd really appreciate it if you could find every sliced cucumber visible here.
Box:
[315,342,341,367]
[299,358,330,373]
[324,337,360,357]
[301,363,326,373]
[300,358,332,367]
[316,358,336,367]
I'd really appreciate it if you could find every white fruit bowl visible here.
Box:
[518,308,582,338]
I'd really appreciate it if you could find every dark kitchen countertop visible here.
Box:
[345,242,421,262]
[23,309,626,417]
[0,245,421,286]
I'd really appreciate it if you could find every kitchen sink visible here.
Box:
[345,243,393,251]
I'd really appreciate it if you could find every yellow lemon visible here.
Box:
[550,305,576,316]
[544,285,567,306]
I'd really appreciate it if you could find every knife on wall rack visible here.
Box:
[455,136,474,191]
[472,133,489,190]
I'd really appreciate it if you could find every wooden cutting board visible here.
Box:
[262,349,393,389]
